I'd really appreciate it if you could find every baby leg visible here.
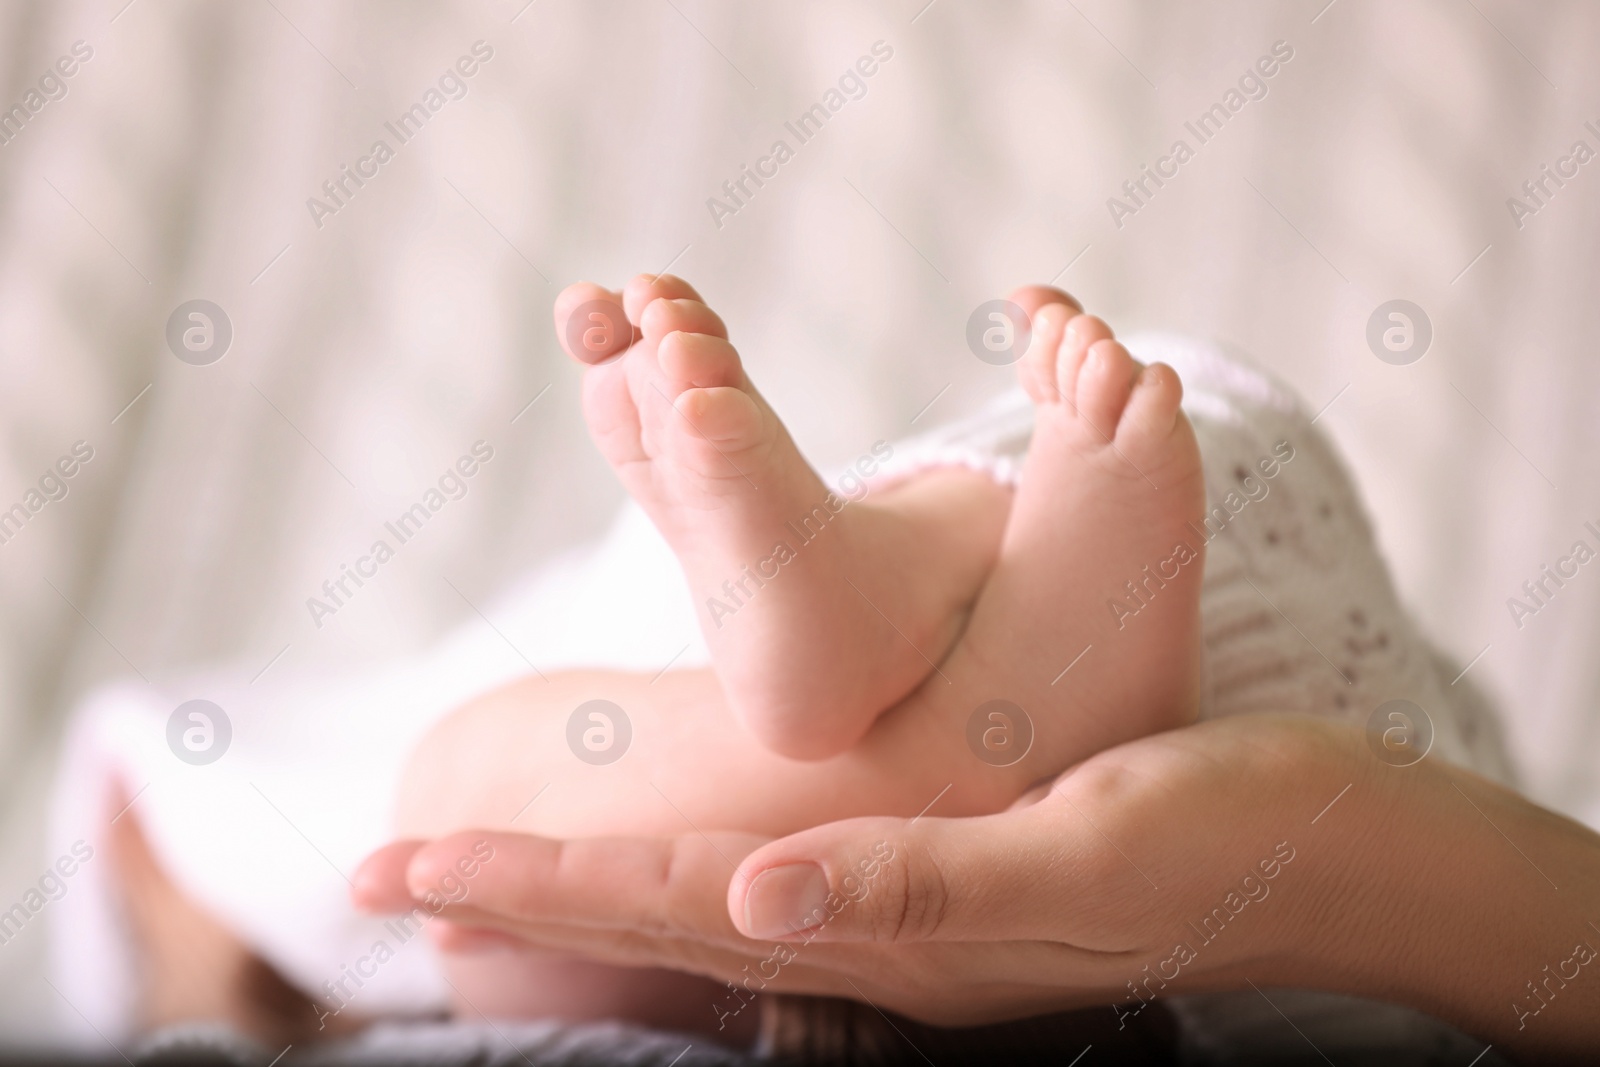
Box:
[392,666,1015,1042]
[556,274,1017,759]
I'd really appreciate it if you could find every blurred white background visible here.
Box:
[0,0,1596,1040]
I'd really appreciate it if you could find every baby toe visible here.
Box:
[1006,284,1084,320]
[1018,302,1071,404]
[641,298,729,343]
[1116,362,1185,453]
[1058,314,1114,410]
[624,273,704,324]
[659,331,745,389]
[673,386,767,454]
[555,282,631,364]
[1074,337,1141,438]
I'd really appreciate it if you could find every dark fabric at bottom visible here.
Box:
[760,994,1178,1065]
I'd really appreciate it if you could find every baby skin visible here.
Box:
[386,276,1208,1036]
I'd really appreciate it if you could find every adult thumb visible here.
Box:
[729,804,1074,944]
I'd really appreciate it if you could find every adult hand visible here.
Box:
[355,715,1600,1060]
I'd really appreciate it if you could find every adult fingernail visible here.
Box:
[743,864,831,940]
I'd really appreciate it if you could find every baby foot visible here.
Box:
[554,275,1009,759]
[914,290,1208,800]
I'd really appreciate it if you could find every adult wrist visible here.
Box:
[1277,749,1600,1061]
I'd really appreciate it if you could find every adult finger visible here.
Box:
[426,921,528,954]
[405,829,770,951]
[350,839,426,912]
[730,801,1117,945]
[358,834,792,985]
[423,903,861,999]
